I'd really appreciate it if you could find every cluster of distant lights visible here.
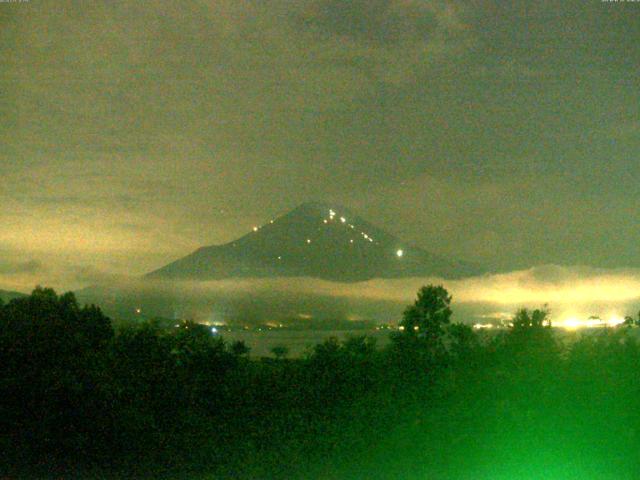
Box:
[557,315,626,330]
[171,323,286,334]
[139,307,629,334]
[397,325,420,332]
[472,314,627,331]
[252,208,405,260]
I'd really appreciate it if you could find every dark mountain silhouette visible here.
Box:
[0,289,26,303]
[147,202,483,282]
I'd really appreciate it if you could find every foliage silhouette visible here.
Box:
[270,344,289,359]
[399,284,452,341]
[0,286,637,479]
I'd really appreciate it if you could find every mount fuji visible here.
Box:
[146,202,483,282]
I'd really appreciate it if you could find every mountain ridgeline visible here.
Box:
[147,202,482,282]
[0,289,26,303]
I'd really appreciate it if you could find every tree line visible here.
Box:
[1,286,639,479]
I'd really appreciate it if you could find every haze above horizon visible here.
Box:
[1,0,639,292]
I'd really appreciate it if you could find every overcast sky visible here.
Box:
[1,0,639,291]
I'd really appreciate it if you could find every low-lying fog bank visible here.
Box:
[74,264,640,327]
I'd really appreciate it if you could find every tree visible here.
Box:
[79,303,114,348]
[624,310,640,327]
[446,322,479,361]
[171,321,227,364]
[230,340,250,357]
[0,287,113,360]
[270,345,289,360]
[343,335,377,358]
[399,285,452,343]
[312,336,341,360]
[502,306,558,365]
[511,307,550,331]
[0,287,115,465]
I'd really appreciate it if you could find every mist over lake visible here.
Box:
[77,265,640,328]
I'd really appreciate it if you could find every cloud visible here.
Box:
[297,0,440,46]
[473,59,549,81]
[71,265,131,285]
[0,0,475,278]
[2,0,639,287]
[74,264,640,325]
[293,0,472,85]
[603,120,640,140]
[0,260,44,275]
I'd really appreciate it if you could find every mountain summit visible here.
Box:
[146,202,482,282]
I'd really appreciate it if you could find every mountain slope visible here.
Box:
[147,202,483,282]
[0,289,27,303]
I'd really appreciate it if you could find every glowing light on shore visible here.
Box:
[561,317,582,330]
[252,226,258,232]
[557,314,626,330]
[608,315,626,326]
[472,323,494,330]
